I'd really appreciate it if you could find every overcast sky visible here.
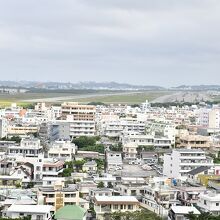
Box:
[0,0,220,86]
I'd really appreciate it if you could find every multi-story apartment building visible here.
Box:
[101,120,146,138]
[197,191,220,215]
[55,119,96,139]
[163,149,214,178]
[47,140,77,161]
[57,102,96,138]
[61,102,96,121]
[177,135,210,149]
[0,118,8,138]
[123,142,138,160]
[94,196,139,220]
[209,108,220,129]
[121,133,154,147]
[154,137,172,149]
[42,160,64,178]
[7,125,38,137]
[146,122,176,145]
[106,152,123,172]
[7,138,43,157]
[39,181,80,212]
[196,108,210,127]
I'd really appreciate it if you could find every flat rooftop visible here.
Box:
[7,205,53,213]
[171,206,200,215]
[95,196,139,204]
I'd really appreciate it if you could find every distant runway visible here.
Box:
[22,91,143,102]
[151,91,212,103]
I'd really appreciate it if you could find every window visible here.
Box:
[204,200,207,205]
[128,205,133,210]
[36,166,41,171]
[36,174,41,180]
[113,205,118,209]
[216,203,219,206]
[36,215,43,220]
[65,194,76,198]
[65,202,75,205]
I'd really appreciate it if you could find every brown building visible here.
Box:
[61,102,96,121]
[177,135,210,149]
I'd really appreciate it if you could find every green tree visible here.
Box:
[97,181,105,188]
[95,159,105,171]
[74,160,86,171]
[72,136,99,148]
[185,212,218,220]
[110,142,122,152]
[107,182,113,188]
[107,210,162,220]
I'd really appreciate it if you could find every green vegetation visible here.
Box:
[72,136,100,148]
[81,144,105,153]
[95,158,105,171]
[209,152,220,164]
[107,182,113,188]
[0,90,171,106]
[74,160,86,171]
[97,181,105,188]
[76,91,171,104]
[185,212,220,220]
[0,136,21,143]
[61,158,104,177]
[109,142,123,152]
[213,152,220,164]
[61,160,86,177]
[88,102,106,106]
[137,145,154,152]
[72,136,105,153]
[106,210,162,220]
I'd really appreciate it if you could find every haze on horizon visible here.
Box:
[0,0,220,87]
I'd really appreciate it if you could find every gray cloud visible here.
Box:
[0,0,219,86]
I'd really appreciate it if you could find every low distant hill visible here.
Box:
[171,85,220,91]
[0,80,165,91]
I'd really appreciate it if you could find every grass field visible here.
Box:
[0,90,171,107]
[74,91,171,104]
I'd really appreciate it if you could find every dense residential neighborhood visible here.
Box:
[0,100,220,219]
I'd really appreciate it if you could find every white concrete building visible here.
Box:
[123,142,138,160]
[47,140,77,161]
[209,108,220,129]
[101,120,146,138]
[94,196,139,220]
[121,133,154,147]
[197,191,220,215]
[168,206,200,220]
[8,138,43,157]
[5,205,53,220]
[154,137,172,149]
[106,152,123,172]
[55,119,96,139]
[39,181,80,212]
[0,118,8,138]
[163,149,214,178]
